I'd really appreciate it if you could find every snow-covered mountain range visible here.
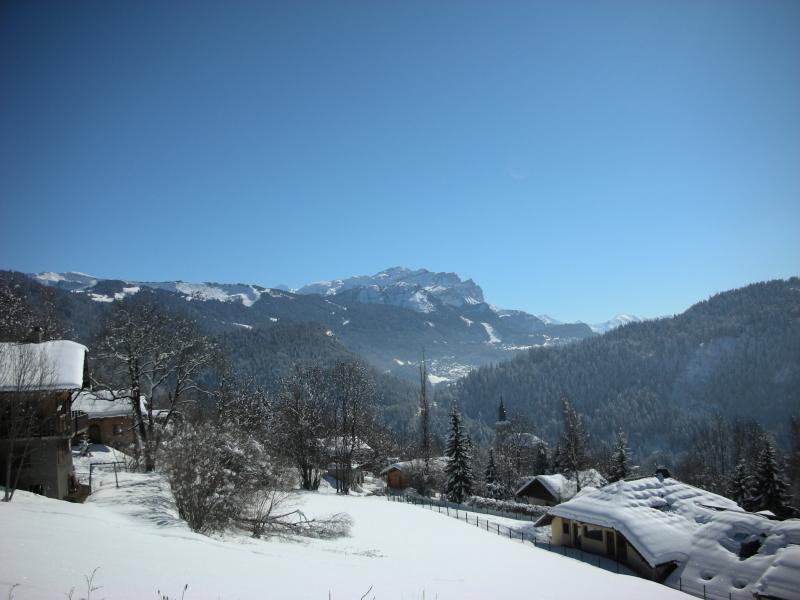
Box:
[30,269,638,333]
[26,268,637,383]
[296,266,484,313]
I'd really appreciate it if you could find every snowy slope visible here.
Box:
[1,473,687,600]
[590,314,641,334]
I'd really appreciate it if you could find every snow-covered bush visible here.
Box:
[465,495,549,518]
[160,421,269,534]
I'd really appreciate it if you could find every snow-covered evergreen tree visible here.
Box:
[484,449,506,499]
[751,438,794,518]
[444,402,474,503]
[727,458,754,510]
[608,430,632,482]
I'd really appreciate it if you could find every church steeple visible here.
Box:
[497,396,508,424]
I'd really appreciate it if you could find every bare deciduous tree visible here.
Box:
[0,343,56,501]
[331,361,375,495]
[275,365,329,491]
[94,299,216,471]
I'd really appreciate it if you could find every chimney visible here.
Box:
[655,466,671,481]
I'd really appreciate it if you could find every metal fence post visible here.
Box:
[113,463,119,488]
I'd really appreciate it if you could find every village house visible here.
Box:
[380,457,448,492]
[516,469,607,506]
[323,437,374,486]
[536,473,800,597]
[70,390,147,449]
[0,340,91,500]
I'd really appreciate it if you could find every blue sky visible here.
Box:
[1,1,798,322]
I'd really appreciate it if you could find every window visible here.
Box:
[584,525,604,541]
[562,520,570,534]
[113,424,123,435]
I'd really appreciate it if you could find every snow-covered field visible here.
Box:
[1,472,689,600]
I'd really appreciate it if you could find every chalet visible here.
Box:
[516,469,607,506]
[70,390,147,449]
[535,474,800,593]
[323,437,374,485]
[0,340,91,500]
[380,457,447,491]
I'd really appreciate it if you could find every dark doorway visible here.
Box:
[606,531,616,557]
[616,532,627,562]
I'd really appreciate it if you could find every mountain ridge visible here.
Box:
[23,268,596,382]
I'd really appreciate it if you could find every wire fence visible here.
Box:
[386,489,546,522]
[388,493,757,600]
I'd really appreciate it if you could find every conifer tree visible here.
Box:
[559,397,590,490]
[751,438,794,518]
[608,430,632,482]
[444,402,474,503]
[484,449,506,499]
[727,458,754,510]
[419,351,431,463]
[497,397,508,423]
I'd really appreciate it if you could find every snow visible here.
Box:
[480,322,501,343]
[0,340,87,391]
[88,293,115,302]
[34,271,66,282]
[71,390,145,418]
[87,286,142,303]
[393,358,405,366]
[427,374,450,385]
[411,291,436,313]
[232,322,253,329]
[0,472,688,600]
[270,317,278,322]
[590,314,641,334]
[174,282,263,306]
[663,507,800,599]
[460,316,473,326]
[755,545,800,599]
[71,444,132,484]
[536,314,563,325]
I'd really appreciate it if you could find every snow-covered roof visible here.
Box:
[322,436,372,453]
[71,390,146,418]
[548,477,742,567]
[754,544,800,599]
[0,341,88,392]
[516,469,607,500]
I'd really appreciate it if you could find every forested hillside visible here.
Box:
[0,271,422,432]
[438,278,800,461]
